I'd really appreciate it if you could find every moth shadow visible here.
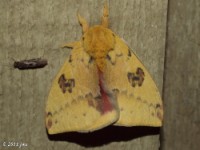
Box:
[47,126,161,147]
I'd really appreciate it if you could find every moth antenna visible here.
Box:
[77,13,89,33]
[101,1,109,28]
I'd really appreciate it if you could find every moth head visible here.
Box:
[77,2,114,58]
[82,26,115,57]
[78,1,115,58]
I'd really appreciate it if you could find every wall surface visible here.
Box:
[0,0,178,149]
[162,0,200,150]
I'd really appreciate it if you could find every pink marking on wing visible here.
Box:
[98,70,113,114]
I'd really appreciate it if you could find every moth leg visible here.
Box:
[62,41,82,49]
[101,1,109,28]
[77,13,89,33]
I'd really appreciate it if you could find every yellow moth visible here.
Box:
[46,2,163,134]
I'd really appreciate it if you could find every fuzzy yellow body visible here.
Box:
[45,2,163,134]
[83,25,115,71]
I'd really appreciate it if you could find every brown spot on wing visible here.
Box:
[88,99,95,108]
[58,74,75,93]
[46,112,53,129]
[128,49,132,57]
[112,88,119,97]
[68,55,72,62]
[156,104,161,109]
[127,72,136,87]
[156,104,163,121]
[86,93,93,99]
[47,119,52,129]
[136,67,145,86]
[58,74,67,93]
[46,112,52,117]
[87,94,103,114]
[157,111,163,121]
[95,101,103,114]
[127,67,145,87]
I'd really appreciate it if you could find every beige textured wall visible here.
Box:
[162,0,200,150]
[0,0,167,149]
